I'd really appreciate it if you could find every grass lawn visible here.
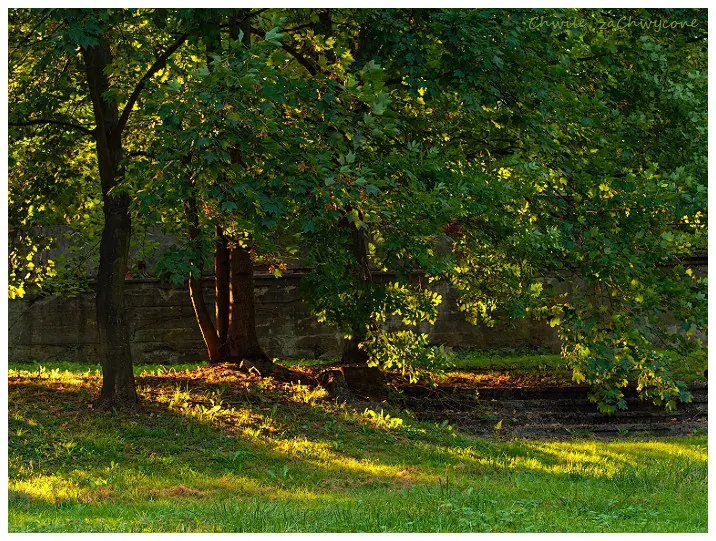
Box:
[7,359,708,532]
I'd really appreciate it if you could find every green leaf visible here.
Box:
[264,27,284,46]
[371,92,392,116]
[347,209,361,228]
[194,137,212,149]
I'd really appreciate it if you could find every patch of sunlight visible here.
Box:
[362,408,404,430]
[414,440,622,479]
[9,412,39,427]
[134,471,351,506]
[615,441,708,462]
[148,386,265,429]
[272,436,338,460]
[501,454,621,478]
[419,442,483,461]
[268,434,430,483]
[215,476,353,504]
[10,474,104,505]
[528,441,640,470]
[310,452,428,483]
[531,440,707,469]
[415,440,519,469]
[9,365,100,385]
[137,362,207,376]
[283,382,329,405]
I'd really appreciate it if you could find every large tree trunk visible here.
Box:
[96,195,136,406]
[84,39,137,408]
[226,244,269,367]
[341,336,369,365]
[200,231,272,371]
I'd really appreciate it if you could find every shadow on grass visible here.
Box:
[7,370,708,532]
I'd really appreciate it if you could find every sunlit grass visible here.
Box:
[8,360,209,378]
[8,360,708,533]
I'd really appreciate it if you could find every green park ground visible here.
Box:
[8,7,707,533]
[8,355,708,533]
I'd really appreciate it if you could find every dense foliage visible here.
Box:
[8,8,707,411]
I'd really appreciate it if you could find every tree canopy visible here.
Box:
[8,8,707,412]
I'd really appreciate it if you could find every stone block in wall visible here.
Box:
[8,294,98,348]
[9,343,101,364]
[130,341,208,365]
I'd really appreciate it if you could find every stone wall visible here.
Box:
[8,274,561,364]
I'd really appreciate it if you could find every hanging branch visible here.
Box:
[8,118,96,137]
[113,31,188,137]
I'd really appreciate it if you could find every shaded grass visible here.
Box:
[8,361,708,532]
[443,348,707,386]
[450,349,565,371]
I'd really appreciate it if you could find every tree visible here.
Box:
[270,9,458,372]
[138,9,449,375]
[136,10,321,372]
[9,8,191,408]
[294,7,707,408]
[9,8,706,413]
[376,8,707,411]
[521,8,708,412]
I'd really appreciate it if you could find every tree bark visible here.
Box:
[188,274,222,363]
[83,38,137,408]
[341,336,369,365]
[340,213,371,365]
[185,198,222,363]
[226,244,270,368]
[214,226,231,357]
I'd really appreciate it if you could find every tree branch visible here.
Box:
[247,25,321,76]
[114,32,188,137]
[8,10,53,61]
[279,41,318,76]
[8,118,96,137]
[240,8,270,24]
[283,23,316,33]
[127,150,154,160]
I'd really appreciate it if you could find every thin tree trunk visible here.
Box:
[185,198,222,362]
[189,275,222,362]
[84,39,137,408]
[214,226,231,360]
[340,212,371,365]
